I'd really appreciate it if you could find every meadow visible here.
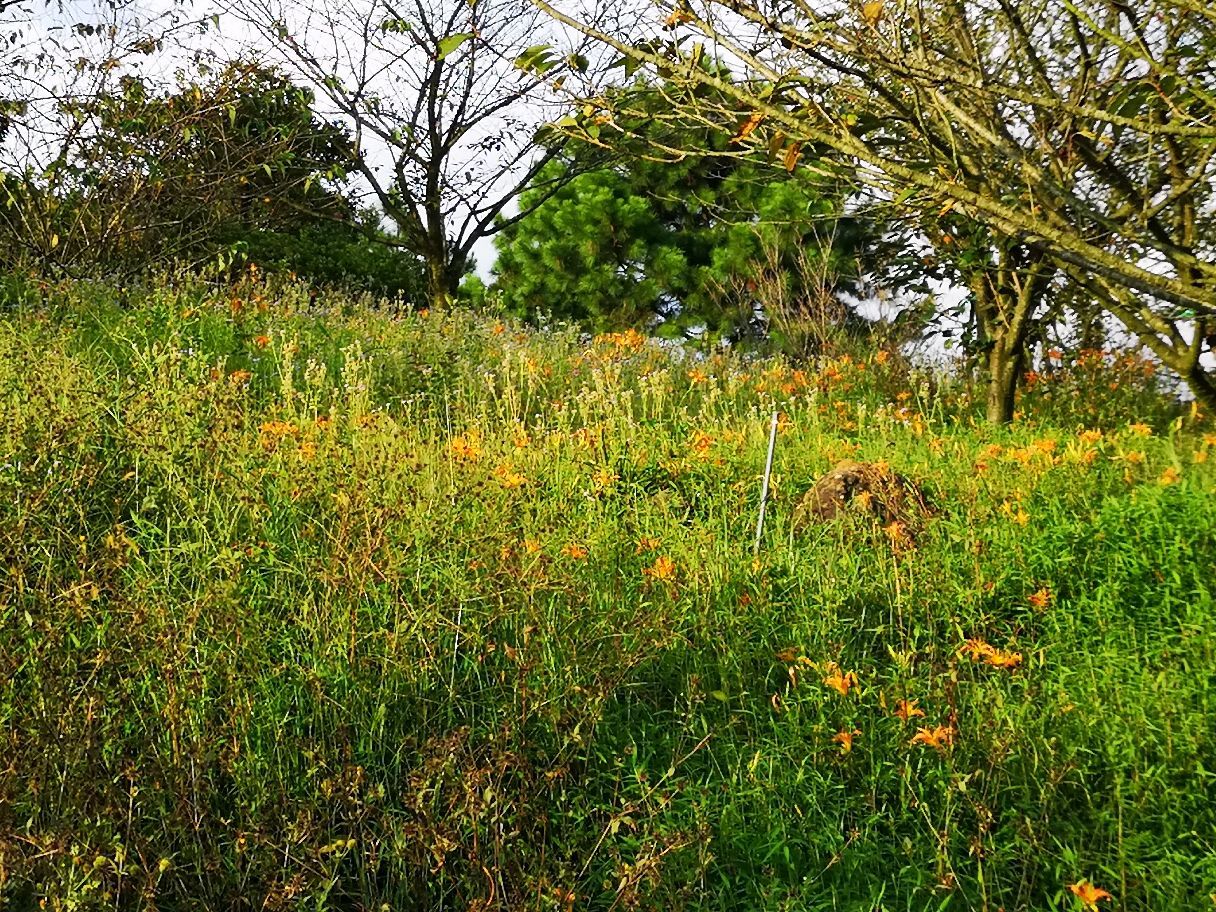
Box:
[1,272,1214,911]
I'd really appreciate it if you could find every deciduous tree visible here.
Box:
[223,0,597,308]
[532,0,1216,419]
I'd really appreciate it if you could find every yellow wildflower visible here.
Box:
[493,463,527,489]
[450,431,482,462]
[1000,501,1030,526]
[592,466,618,490]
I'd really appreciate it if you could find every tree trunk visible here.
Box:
[425,256,451,310]
[969,247,1048,424]
[423,251,469,313]
[985,338,1023,424]
[1180,362,1216,417]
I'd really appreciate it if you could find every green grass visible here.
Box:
[1,273,1214,911]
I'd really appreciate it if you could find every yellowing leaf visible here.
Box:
[783,141,802,172]
[861,0,884,26]
[664,6,693,27]
[731,111,764,144]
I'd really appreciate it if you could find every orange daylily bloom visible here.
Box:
[984,649,1023,669]
[635,536,661,554]
[1158,466,1181,485]
[644,555,678,582]
[832,729,860,754]
[492,463,527,489]
[960,638,1022,670]
[910,724,954,751]
[1067,880,1112,908]
[560,543,589,560]
[449,433,482,462]
[822,662,859,697]
[1028,588,1052,609]
[892,698,926,721]
[960,638,996,661]
[689,430,714,456]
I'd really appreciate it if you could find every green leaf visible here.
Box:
[437,32,473,60]
[609,55,642,79]
[515,44,556,74]
[379,16,412,34]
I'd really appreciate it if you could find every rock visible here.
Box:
[793,460,931,529]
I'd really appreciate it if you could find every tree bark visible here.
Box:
[425,255,450,310]
[969,247,1050,424]
[1181,363,1216,416]
[423,250,466,310]
[985,338,1024,424]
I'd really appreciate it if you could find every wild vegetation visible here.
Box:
[1,272,1213,911]
[2,0,1215,908]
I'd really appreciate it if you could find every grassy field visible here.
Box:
[1,273,1214,911]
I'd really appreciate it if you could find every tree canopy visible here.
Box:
[531,0,1216,418]
[2,59,425,296]
[220,0,598,308]
[493,77,874,351]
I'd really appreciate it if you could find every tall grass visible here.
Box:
[1,273,1213,911]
